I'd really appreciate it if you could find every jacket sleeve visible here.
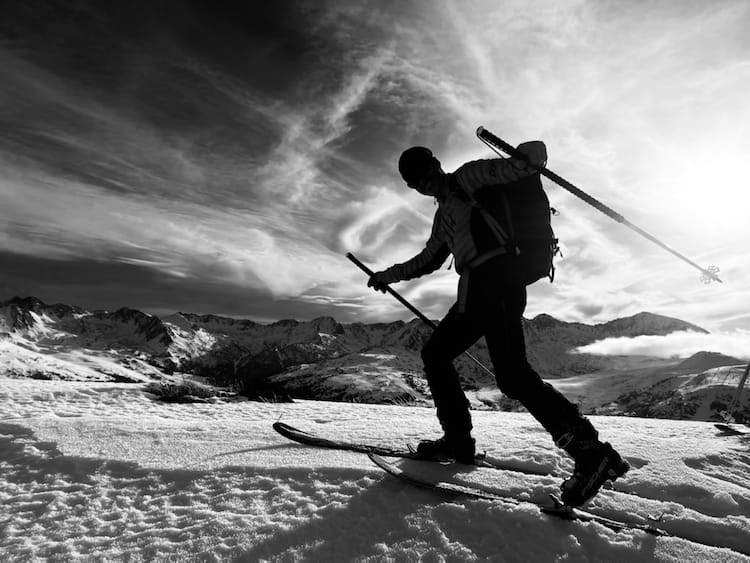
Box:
[382,210,451,282]
[453,140,545,197]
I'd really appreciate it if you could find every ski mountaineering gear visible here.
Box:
[556,427,631,506]
[273,423,750,555]
[476,127,723,283]
[367,453,668,537]
[359,127,628,507]
[348,252,495,380]
[414,434,476,465]
[369,136,594,447]
[381,143,549,287]
[272,421,548,474]
[367,453,748,555]
[450,170,558,286]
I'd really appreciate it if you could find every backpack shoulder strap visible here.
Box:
[448,173,512,246]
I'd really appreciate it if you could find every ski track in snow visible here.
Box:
[1,377,749,561]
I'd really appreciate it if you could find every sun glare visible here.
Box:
[647,148,749,243]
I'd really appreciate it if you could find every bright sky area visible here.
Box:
[1,2,749,348]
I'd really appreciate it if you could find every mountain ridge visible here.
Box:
[0,296,718,404]
[2,296,705,340]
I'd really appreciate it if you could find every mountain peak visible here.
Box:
[4,296,46,310]
[599,312,707,336]
[677,351,745,371]
[310,316,344,335]
[529,313,566,328]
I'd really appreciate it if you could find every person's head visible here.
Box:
[398,146,445,197]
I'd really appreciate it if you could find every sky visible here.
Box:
[1,0,749,342]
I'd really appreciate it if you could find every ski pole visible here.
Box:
[345,252,497,379]
[476,126,723,283]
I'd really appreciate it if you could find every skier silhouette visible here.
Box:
[368,142,629,506]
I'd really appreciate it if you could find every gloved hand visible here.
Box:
[516,141,548,169]
[367,270,396,293]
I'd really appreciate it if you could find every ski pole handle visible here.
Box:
[345,252,437,330]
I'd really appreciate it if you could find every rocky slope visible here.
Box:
[606,359,749,421]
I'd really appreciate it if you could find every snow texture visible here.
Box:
[1,377,749,561]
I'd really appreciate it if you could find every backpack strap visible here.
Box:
[449,174,513,248]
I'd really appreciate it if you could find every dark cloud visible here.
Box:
[575,303,604,319]
[0,250,256,315]
[0,251,378,323]
[0,1,300,202]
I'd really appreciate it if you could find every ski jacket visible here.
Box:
[383,150,543,283]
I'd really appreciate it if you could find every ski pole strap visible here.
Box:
[449,172,511,245]
[476,126,723,284]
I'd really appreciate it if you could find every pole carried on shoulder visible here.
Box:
[346,252,497,379]
[476,126,723,284]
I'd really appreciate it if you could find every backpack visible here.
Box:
[458,173,559,285]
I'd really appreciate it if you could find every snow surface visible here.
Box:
[2,377,749,561]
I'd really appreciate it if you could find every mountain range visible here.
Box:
[0,297,747,420]
[0,297,728,392]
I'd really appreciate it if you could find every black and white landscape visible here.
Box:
[2,296,746,421]
[3,2,750,558]
[1,295,750,560]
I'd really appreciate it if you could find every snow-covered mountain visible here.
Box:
[2,296,744,421]
[606,361,749,420]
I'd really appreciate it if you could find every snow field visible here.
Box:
[1,377,749,561]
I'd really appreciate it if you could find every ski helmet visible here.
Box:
[398,146,438,185]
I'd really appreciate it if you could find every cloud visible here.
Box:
[0,167,357,297]
[2,0,749,330]
[576,330,750,361]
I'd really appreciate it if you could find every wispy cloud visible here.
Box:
[383,0,750,333]
[1,0,748,338]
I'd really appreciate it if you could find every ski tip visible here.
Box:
[715,423,747,435]
[476,126,485,136]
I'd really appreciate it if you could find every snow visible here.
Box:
[0,339,163,382]
[1,377,749,561]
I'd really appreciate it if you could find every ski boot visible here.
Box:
[415,433,476,464]
[558,430,630,506]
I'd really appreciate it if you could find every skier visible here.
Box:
[367,143,629,506]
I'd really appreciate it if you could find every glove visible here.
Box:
[515,141,547,169]
[367,270,396,293]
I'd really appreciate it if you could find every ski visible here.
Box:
[369,453,750,556]
[273,422,551,476]
[273,422,657,506]
[715,423,750,436]
[368,452,667,535]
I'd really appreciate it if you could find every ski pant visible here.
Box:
[421,257,587,443]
